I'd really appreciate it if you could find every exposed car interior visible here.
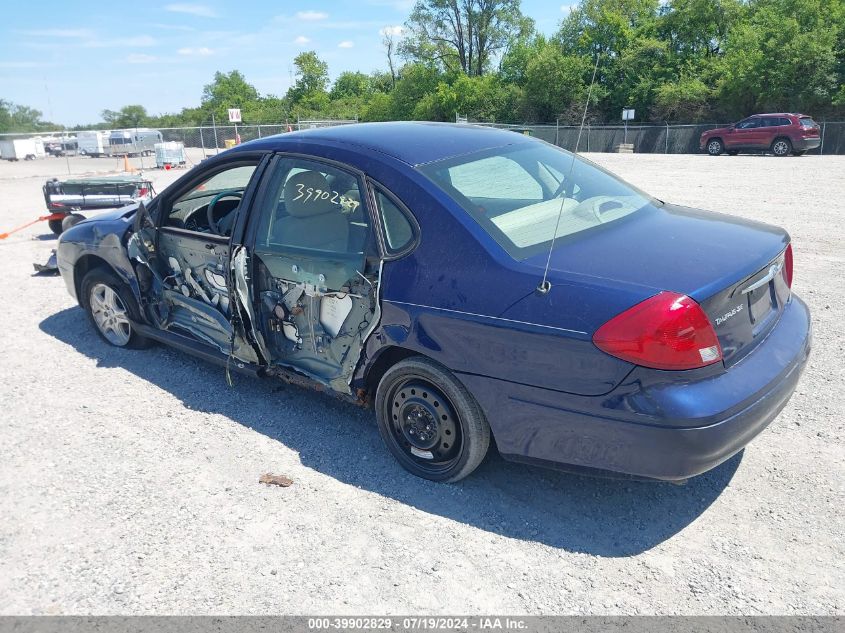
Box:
[245,160,380,393]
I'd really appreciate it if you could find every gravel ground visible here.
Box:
[0,151,842,615]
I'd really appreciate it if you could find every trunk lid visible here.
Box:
[522,203,791,365]
[699,247,791,365]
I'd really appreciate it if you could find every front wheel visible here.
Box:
[771,137,792,157]
[81,269,150,348]
[375,357,490,482]
[706,139,723,156]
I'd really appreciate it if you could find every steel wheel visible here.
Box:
[375,357,491,482]
[772,138,792,156]
[89,282,132,346]
[388,379,462,474]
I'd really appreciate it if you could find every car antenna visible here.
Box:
[537,52,601,295]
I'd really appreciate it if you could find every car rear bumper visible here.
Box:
[794,137,821,151]
[458,295,811,481]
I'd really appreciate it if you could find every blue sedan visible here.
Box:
[56,122,811,482]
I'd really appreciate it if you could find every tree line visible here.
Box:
[2,0,843,133]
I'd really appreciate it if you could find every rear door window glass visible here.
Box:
[374,188,415,254]
[251,158,369,256]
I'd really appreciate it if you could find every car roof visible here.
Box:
[235,121,535,166]
[749,113,804,118]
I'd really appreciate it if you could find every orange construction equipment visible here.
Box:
[0,213,66,240]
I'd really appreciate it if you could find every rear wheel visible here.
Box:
[375,357,490,482]
[771,137,792,157]
[48,218,65,235]
[81,269,150,349]
[706,139,723,156]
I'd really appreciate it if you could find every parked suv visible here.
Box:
[700,113,821,157]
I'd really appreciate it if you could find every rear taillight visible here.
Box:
[593,291,722,371]
[784,243,793,288]
[138,187,149,197]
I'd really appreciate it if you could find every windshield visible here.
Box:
[418,142,653,260]
[799,117,817,128]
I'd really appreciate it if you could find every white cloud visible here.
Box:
[296,10,329,20]
[177,46,214,56]
[338,40,354,48]
[294,35,311,44]
[17,28,92,38]
[126,53,157,64]
[380,25,403,36]
[165,3,218,18]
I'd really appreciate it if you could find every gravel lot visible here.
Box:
[0,150,842,615]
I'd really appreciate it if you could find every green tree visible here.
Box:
[0,100,54,132]
[200,70,260,122]
[286,51,330,104]
[523,46,592,122]
[401,0,533,76]
[330,71,374,100]
[652,77,711,121]
[715,0,840,117]
[389,63,443,119]
[101,104,150,128]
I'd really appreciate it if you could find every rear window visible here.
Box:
[800,117,817,128]
[418,142,653,260]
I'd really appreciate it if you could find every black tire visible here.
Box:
[771,137,792,157]
[80,269,151,349]
[791,150,806,156]
[61,213,85,232]
[375,357,491,482]
[48,218,65,235]
[706,138,723,156]
[727,150,739,156]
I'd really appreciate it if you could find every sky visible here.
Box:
[0,0,575,125]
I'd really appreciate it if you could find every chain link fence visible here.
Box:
[1,119,842,177]
[487,121,845,155]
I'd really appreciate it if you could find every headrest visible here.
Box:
[284,171,336,218]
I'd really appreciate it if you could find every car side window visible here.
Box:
[252,157,369,256]
[164,163,258,236]
[374,188,416,254]
[447,155,542,201]
[737,118,760,129]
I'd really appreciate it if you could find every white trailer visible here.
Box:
[77,131,109,157]
[0,138,44,161]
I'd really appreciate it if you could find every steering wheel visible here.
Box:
[206,190,243,236]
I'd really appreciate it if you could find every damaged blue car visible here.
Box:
[57,122,811,482]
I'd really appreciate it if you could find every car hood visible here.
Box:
[702,126,731,137]
[521,203,788,302]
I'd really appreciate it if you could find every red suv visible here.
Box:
[700,113,821,157]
